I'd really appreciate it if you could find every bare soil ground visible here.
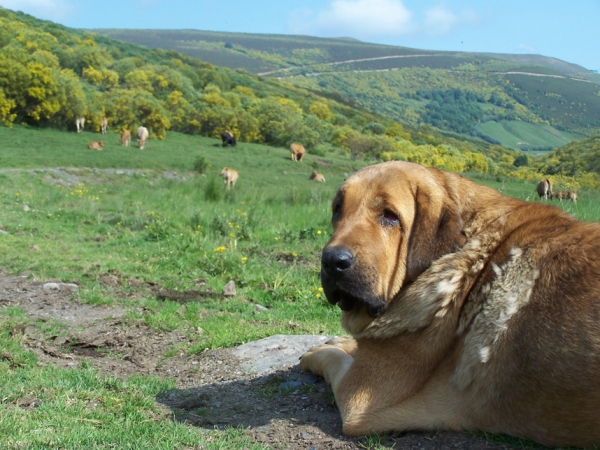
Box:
[0,272,519,449]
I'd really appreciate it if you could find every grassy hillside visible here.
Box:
[478,120,582,150]
[1,7,528,179]
[94,28,600,149]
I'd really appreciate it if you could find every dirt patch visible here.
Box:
[0,272,516,449]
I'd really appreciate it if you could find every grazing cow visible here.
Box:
[221,130,237,147]
[554,190,578,203]
[290,143,305,162]
[566,190,578,203]
[220,167,239,190]
[75,116,86,133]
[87,140,103,151]
[120,130,131,147]
[536,179,552,200]
[137,126,149,150]
[309,170,326,182]
[101,117,108,135]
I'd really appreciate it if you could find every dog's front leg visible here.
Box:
[300,337,355,389]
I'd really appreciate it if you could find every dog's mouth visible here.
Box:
[324,287,386,318]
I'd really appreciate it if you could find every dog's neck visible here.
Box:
[354,209,509,340]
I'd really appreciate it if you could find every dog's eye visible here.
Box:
[332,201,342,221]
[382,209,399,227]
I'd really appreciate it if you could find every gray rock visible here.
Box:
[232,334,334,375]
[254,304,268,312]
[279,380,302,390]
[222,280,236,297]
[43,282,60,292]
[42,282,79,292]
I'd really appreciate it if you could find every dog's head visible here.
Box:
[321,161,466,334]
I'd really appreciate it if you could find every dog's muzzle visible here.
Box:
[321,246,386,317]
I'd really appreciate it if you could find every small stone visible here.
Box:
[222,280,236,297]
[301,432,313,439]
[255,304,268,312]
[43,282,60,292]
[31,245,40,251]
[60,283,79,292]
[279,380,302,390]
[22,204,30,211]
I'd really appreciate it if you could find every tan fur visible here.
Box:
[220,167,239,190]
[309,170,326,182]
[136,126,149,150]
[536,178,552,200]
[101,117,108,135]
[120,130,131,147]
[290,142,305,162]
[301,161,600,447]
[87,140,103,150]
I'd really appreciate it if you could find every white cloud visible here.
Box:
[289,1,480,41]
[0,0,75,22]
[289,0,416,39]
[424,6,458,36]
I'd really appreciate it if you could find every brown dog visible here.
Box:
[301,161,600,447]
[87,140,103,150]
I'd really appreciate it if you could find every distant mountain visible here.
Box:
[94,28,600,150]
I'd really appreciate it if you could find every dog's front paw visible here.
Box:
[299,344,326,376]
[300,341,355,384]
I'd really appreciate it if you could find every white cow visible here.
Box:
[101,117,108,135]
[137,126,149,149]
[75,116,86,133]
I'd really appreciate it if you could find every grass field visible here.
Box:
[478,119,582,150]
[1,125,598,448]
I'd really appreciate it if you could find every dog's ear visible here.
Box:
[405,186,466,282]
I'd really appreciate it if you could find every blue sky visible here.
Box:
[2,0,598,71]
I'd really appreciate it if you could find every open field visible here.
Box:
[478,120,582,150]
[1,125,597,448]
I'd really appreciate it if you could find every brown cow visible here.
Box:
[567,190,578,203]
[536,179,552,200]
[137,126,149,150]
[220,167,239,190]
[290,143,305,162]
[553,190,578,203]
[87,140,103,151]
[101,117,108,135]
[309,170,326,182]
[120,130,131,147]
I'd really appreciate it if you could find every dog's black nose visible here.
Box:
[322,246,354,277]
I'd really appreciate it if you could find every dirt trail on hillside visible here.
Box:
[1,272,516,449]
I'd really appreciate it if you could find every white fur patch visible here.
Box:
[454,247,540,387]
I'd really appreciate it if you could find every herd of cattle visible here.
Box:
[78,119,583,199]
[536,178,578,203]
[76,119,326,189]
[219,141,326,189]
[77,116,147,151]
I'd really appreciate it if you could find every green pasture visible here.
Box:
[478,120,581,150]
[1,125,599,448]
